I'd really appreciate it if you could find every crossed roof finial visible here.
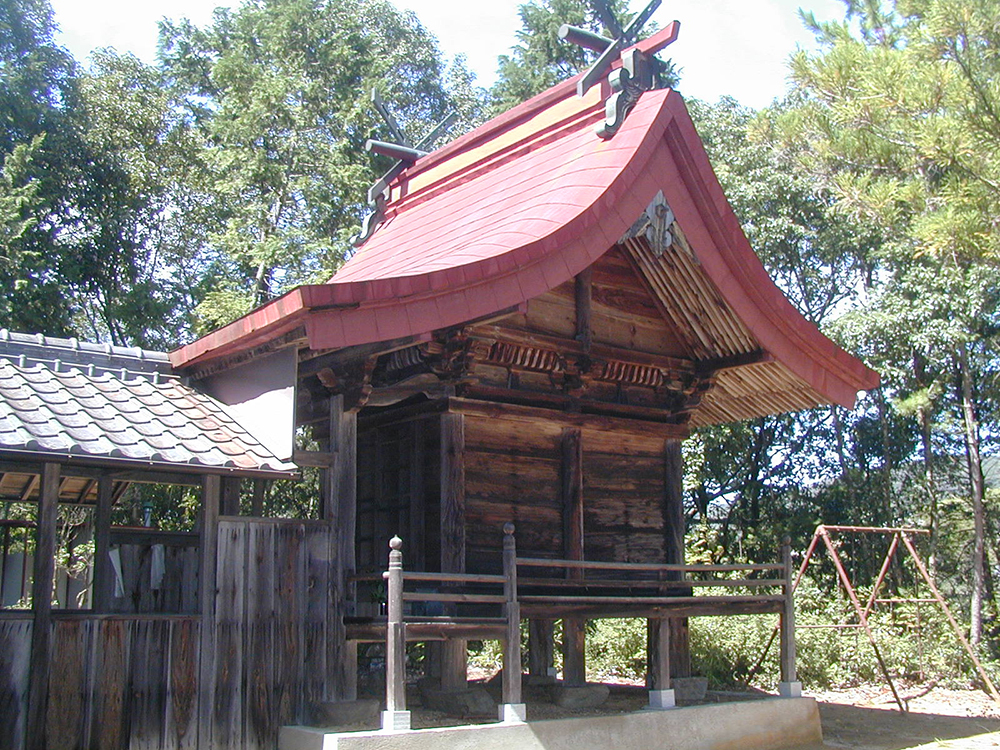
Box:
[350,91,456,247]
[559,0,679,139]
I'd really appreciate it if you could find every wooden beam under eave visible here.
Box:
[26,462,59,750]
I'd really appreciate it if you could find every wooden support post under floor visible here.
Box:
[528,619,555,679]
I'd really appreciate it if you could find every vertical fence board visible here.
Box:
[164,619,199,750]
[0,619,32,750]
[46,620,89,750]
[213,522,246,750]
[303,525,330,710]
[272,523,302,730]
[244,521,275,750]
[92,619,131,750]
[129,619,169,750]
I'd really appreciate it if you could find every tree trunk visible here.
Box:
[957,342,985,646]
[918,405,938,578]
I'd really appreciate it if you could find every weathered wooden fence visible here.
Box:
[0,517,334,750]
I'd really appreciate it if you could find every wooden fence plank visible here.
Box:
[245,520,275,750]
[128,619,168,750]
[0,619,32,750]
[45,619,88,750]
[91,618,130,750]
[303,524,330,712]
[273,522,302,730]
[213,521,246,750]
[165,619,199,750]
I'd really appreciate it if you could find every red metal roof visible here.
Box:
[171,26,878,410]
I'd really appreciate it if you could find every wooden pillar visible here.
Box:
[501,523,522,706]
[220,476,242,516]
[326,394,358,700]
[664,439,690,678]
[561,428,586,685]
[440,412,467,691]
[25,462,59,750]
[646,619,672,690]
[250,478,266,517]
[92,474,113,612]
[197,473,221,749]
[780,536,797,684]
[528,619,554,679]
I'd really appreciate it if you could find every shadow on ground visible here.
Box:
[817,701,1000,749]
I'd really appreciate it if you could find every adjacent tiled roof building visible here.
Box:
[0,330,294,502]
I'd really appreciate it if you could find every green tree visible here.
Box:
[158,0,457,331]
[782,0,1000,644]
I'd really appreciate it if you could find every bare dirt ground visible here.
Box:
[806,685,1000,749]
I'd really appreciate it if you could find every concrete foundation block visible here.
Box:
[672,676,708,702]
[646,689,676,710]
[310,699,379,728]
[499,703,528,723]
[381,710,411,732]
[779,681,803,698]
[549,682,611,709]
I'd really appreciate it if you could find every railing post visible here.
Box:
[500,522,526,722]
[779,536,801,698]
[382,536,411,731]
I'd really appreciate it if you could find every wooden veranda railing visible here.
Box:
[365,525,797,727]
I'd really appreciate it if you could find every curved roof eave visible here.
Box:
[171,82,878,412]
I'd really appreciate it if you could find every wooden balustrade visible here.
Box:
[377,527,797,724]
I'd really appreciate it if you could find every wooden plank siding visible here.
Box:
[463,416,563,572]
[0,518,333,750]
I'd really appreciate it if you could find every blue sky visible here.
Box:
[50,0,847,110]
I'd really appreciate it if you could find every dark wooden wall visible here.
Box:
[464,415,676,570]
[0,517,333,750]
[464,416,563,571]
[356,415,440,573]
[582,432,669,563]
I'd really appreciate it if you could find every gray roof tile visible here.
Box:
[0,345,294,475]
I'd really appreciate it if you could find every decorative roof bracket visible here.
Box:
[559,0,679,140]
[350,91,456,248]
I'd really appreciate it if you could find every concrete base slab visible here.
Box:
[499,703,527,723]
[779,681,803,698]
[380,710,410,732]
[646,689,675,710]
[280,697,823,750]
